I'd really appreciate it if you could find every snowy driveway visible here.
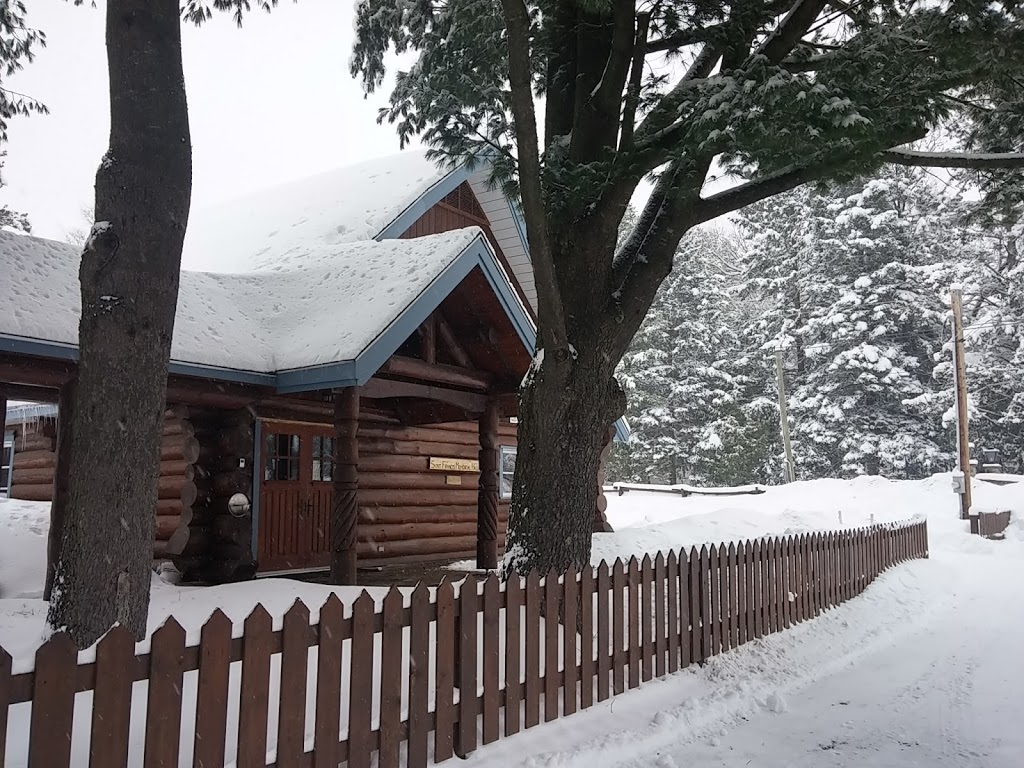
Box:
[467,539,1024,768]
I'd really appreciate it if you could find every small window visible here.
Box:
[500,446,517,499]
[313,436,334,482]
[264,433,300,481]
[1,433,13,498]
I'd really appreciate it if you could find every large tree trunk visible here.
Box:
[47,0,191,646]
[503,345,626,576]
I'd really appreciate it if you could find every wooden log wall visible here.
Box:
[355,410,516,567]
[8,410,201,566]
[185,408,257,583]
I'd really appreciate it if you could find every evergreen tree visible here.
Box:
[611,226,779,486]
[738,167,965,479]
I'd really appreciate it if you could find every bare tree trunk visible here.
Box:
[504,342,626,576]
[47,0,191,646]
[44,378,76,601]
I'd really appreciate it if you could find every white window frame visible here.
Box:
[1,431,14,499]
[499,445,516,500]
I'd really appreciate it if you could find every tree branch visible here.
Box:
[575,0,637,158]
[645,23,724,53]
[499,0,567,349]
[883,149,1024,169]
[693,166,825,224]
[759,0,829,64]
[619,12,650,151]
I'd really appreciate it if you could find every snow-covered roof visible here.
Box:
[181,150,540,310]
[183,152,451,273]
[0,227,527,386]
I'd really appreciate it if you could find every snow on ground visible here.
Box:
[592,474,1024,564]
[2,474,1023,766]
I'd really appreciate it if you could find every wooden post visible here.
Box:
[476,399,499,570]
[44,378,76,600]
[951,289,972,522]
[0,391,7,486]
[331,388,359,584]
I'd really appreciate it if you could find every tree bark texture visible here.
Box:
[44,379,77,601]
[46,0,191,646]
[476,399,499,569]
[504,333,626,576]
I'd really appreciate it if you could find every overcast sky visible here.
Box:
[1,0,419,242]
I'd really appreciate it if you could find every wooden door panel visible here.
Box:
[258,422,336,573]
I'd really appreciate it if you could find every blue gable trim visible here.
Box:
[375,164,474,241]
[274,235,533,393]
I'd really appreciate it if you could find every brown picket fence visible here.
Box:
[0,519,928,767]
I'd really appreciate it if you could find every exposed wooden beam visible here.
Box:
[361,377,489,413]
[0,357,74,389]
[0,383,60,403]
[421,314,437,366]
[378,355,492,391]
[392,400,474,426]
[436,314,475,370]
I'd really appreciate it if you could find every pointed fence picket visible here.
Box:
[1,519,929,768]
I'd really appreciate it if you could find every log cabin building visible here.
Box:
[0,152,624,584]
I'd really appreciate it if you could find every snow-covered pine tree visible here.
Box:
[611,225,778,486]
[740,167,964,479]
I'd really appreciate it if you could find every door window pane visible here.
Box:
[264,433,300,481]
[313,436,334,482]
[500,446,516,499]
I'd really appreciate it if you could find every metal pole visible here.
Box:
[950,289,972,522]
[774,350,796,483]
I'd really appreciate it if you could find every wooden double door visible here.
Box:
[257,421,337,572]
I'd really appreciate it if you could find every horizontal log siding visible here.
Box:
[357,419,516,566]
[8,413,198,563]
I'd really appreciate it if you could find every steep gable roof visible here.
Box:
[181,150,539,311]
[0,228,532,389]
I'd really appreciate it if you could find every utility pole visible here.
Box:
[951,288,972,522]
[774,350,796,483]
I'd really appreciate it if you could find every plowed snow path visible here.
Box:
[467,544,1024,768]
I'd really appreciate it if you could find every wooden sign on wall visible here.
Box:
[429,457,480,472]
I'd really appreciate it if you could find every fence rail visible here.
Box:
[0,519,929,767]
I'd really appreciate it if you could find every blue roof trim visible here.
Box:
[376,163,474,241]
[274,235,527,393]
[167,362,276,387]
[0,333,277,387]
[0,335,77,361]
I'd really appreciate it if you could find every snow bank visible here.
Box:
[0,227,483,373]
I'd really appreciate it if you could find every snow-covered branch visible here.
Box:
[883,149,1024,170]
